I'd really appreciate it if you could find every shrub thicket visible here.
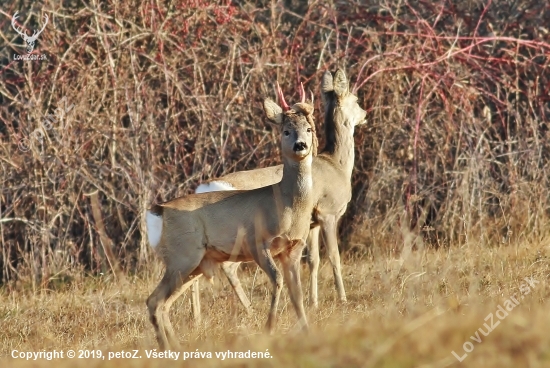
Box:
[1,0,549,285]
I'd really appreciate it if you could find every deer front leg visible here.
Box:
[320,215,347,303]
[221,261,252,313]
[281,240,309,331]
[251,246,283,334]
[306,226,321,308]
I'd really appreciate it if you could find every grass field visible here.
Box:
[1,239,549,367]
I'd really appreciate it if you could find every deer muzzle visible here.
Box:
[293,141,308,152]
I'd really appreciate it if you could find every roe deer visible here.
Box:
[145,86,317,349]
[190,69,367,317]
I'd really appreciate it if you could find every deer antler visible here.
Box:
[28,14,48,42]
[298,82,306,103]
[298,83,314,105]
[11,12,29,39]
[276,81,290,111]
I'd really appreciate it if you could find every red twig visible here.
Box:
[470,0,493,55]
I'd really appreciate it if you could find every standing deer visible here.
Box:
[145,85,317,349]
[11,12,49,54]
[190,69,367,319]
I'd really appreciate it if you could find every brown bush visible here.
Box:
[1,0,549,285]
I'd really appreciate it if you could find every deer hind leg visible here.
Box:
[280,240,309,332]
[320,215,347,303]
[306,226,321,308]
[251,245,283,334]
[146,247,205,349]
[191,279,201,324]
[221,261,251,312]
[146,272,172,349]
[162,274,201,348]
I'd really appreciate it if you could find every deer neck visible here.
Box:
[321,104,356,179]
[279,154,314,202]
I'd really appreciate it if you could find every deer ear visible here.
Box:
[321,71,334,93]
[263,98,283,124]
[333,69,349,97]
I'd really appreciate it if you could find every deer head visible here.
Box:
[11,12,49,54]
[322,69,367,129]
[264,84,316,162]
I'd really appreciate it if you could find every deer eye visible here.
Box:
[307,128,312,133]
[284,131,290,136]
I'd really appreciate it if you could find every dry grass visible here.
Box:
[1,239,549,367]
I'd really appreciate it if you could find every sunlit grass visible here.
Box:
[1,239,548,367]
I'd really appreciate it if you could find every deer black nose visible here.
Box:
[293,141,307,152]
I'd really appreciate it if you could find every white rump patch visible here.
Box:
[145,210,163,248]
[195,181,235,193]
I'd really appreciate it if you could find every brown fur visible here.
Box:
[190,69,367,317]
[146,98,316,349]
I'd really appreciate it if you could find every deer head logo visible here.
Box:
[11,12,49,54]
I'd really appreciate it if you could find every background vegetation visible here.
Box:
[1,0,549,284]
